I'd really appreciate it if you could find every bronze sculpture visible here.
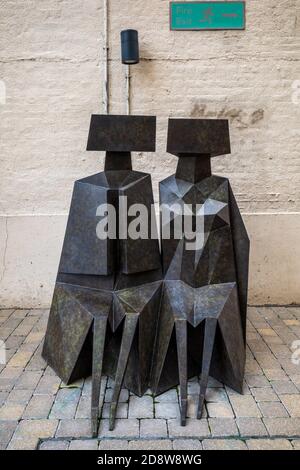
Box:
[42,115,249,433]
[150,118,249,424]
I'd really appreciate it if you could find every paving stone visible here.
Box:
[98,439,129,450]
[258,328,277,337]
[39,440,69,450]
[76,395,99,419]
[56,419,91,438]
[10,310,30,319]
[251,387,279,402]
[168,418,210,439]
[3,318,23,330]
[188,381,200,394]
[203,439,247,450]
[291,440,300,450]
[207,377,223,388]
[236,417,268,437]
[187,395,208,419]
[7,388,33,404]
[209,418,239,437]
[14,419,58,439]
[0,309,14,318]
[60,378,84,389]
[82,378,93,396]
[99,419,139,439]
[0,391,8,406]
[129,440,173,450]
[271,380,298,395]
[155,402,179,419]
[23,394,54,419]
[207,402,234,418]
[229,395,261,417]
[102,402,127,419]
[0,420,18,446]
[0,378,15,392]
[69,439,98,450]
[0,366,23,379]
[105,388,129,403]
[13,318,36,336]
[140,419,168,438]
[0,402,25,419]
[8,351,32,368]
[5,336,25,349]
[35,374,61,394]
[50,388,81,419]
[128,396,153,418]
[24,331,45,344]
[172,439,202,450]
[259,402,289,418]
[263,418,300,437]
[155,389,178,402]
[246,375,271,388]
[0,328,13,340]
[206,387,228,402]
[264,369,288,381]
[246,438,293,450]
[279,395,300,417]
[226,382,250,395]
[15,370,43,390]
[7,437,39,450]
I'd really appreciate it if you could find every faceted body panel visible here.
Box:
[42,115,161,435]
[150,118,249,425]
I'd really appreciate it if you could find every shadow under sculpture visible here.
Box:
[150,118,250,425]
[42,115,162,435]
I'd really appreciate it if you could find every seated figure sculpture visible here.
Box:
[150,118,250,425]
[42,115,162,435]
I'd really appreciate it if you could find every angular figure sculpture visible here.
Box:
[42,115,162,435]
[150,119,250,425]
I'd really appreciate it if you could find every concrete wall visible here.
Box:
[0,0,299,307]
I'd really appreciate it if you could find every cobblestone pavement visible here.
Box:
[1,306,300,450]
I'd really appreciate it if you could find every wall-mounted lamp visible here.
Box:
[121,29,139,65]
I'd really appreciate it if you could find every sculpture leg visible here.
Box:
[197,317,217,419]
[109,314,139,431]
[91,316,108,437]
[175,319,187,426]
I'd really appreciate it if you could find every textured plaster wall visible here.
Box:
[0,0,299,306]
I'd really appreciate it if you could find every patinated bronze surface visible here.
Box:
[42,115,162,435]
[42,115,249,434]
[150,118,250,425]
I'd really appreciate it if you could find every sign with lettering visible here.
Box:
[170,1,245,30]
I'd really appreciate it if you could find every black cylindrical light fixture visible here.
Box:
[121,29,139,65]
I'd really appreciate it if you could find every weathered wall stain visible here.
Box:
[190,103,265,128]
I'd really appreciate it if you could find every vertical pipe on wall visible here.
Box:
[125,64,131,115]
[102,0,109,114]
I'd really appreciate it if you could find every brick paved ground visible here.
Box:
[1,306,300,450]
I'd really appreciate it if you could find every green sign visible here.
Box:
[170,1,245,30]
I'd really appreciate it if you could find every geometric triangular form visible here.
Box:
[164,280,194,321]
[218,286,245,381]
[192,282,237,327]
[164,238,185,280]
[62,283,112,319]
[42,283,93,384]
[207,179,229,204]
[115,281,161,314]
[110,294,126,332]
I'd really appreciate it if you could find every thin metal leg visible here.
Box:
[197,317,217,419]
[91,316,107,437]
[109,314,139,430]
[175,319,187,426]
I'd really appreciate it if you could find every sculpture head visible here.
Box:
[86,114,155,171]
[167,118,231,183]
